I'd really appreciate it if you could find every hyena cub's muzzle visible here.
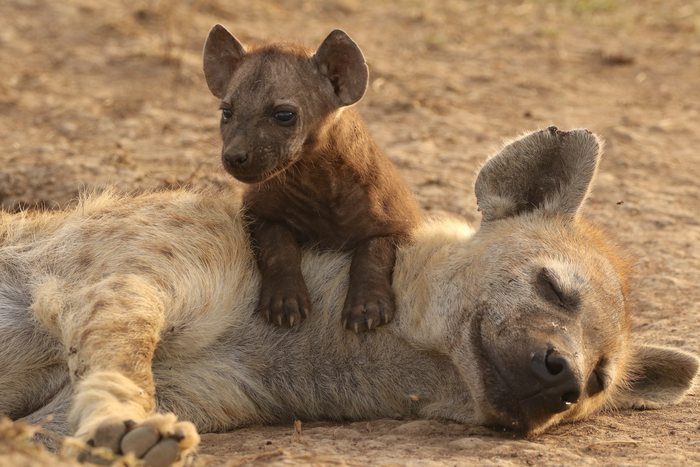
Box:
[222,147,253,172]
[221,146,267,184]
[220,136,295,184]
[221,134,260,182]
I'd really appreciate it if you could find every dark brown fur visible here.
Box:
[203,26,421,331]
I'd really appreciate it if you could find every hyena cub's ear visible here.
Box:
[313,30,369,107]
[475,126,602,222]
[612,345,699,410]
[203,24,246,99]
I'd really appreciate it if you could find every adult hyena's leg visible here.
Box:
[22,384,74,451]
[0,283,67,421]
[64,275,163,435]
[56,275,198,465]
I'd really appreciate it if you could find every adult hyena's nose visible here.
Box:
[529,347,582,414]
[222,149,251,169]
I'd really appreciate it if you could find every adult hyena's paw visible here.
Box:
[81,414,199,467]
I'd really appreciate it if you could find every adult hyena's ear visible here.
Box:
[475,126,602,222]
[612,345,699,410]
[203,24,246,99]
[313,30,369,107]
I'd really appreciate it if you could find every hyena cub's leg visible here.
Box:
[342,236,397,332]
[38,274,199,466]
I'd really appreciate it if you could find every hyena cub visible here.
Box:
[203,25,421,332]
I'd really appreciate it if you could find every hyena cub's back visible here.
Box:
[203,26,421,332]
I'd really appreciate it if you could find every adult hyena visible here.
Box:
[0,128,697,467]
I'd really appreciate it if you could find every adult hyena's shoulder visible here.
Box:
[2,188,250,294]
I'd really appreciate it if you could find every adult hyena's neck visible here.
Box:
[389,219,479,352]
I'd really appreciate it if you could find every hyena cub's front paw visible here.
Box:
[258,273,312,327]
[80,414,199,467]
[342,281,395,333]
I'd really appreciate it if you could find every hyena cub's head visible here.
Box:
[203,25,369,183]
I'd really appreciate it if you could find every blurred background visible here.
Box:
[1,0,698,218]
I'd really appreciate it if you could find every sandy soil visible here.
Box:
[1,0,699,465]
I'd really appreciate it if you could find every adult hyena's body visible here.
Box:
[0,189,474,435]
[0,129,696,466]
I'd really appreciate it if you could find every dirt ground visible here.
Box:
[1,0,700,465]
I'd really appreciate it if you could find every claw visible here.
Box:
[171,428,186,442]
[277,315,283,326]
[262,309,270,321]
[366,318,374,330]
[289,315,295,327]
[353,322,359,334]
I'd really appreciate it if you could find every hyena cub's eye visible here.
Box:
[221,109,233,122]
[273,111,297,126]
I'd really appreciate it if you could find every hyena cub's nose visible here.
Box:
[530,348,582,414]
[222,150,251,169]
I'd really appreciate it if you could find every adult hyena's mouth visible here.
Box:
[467,307,585,434]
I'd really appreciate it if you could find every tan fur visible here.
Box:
[0,128,697,466]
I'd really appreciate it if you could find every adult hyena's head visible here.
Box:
[202,25,369,184]
[450,127,698,434]
[460,215,634,433]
